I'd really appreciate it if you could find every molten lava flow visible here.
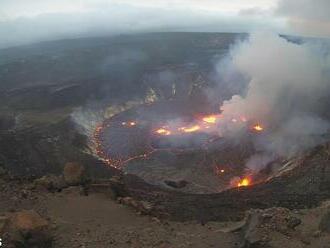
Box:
[122,121,137,127]
[253,124,264,132]
[202,115,217,124]
[237,177,251,187]
[180,125,201,133]
[155,128,171,136]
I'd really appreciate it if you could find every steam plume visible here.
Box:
[216,32,330,162]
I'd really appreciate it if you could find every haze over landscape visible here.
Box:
[0,0,330,48]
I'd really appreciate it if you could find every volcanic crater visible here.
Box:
[94,99,267,194]
[1,32,330,226]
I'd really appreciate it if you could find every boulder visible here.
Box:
[34,174,67,191]
[242,210,268,248]
[286,215,302,229]
[240,208,301,248]
[7,210,52,247]
[63,162,86,186]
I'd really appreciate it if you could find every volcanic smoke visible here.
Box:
[216,32,330,172]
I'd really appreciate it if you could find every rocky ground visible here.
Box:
[1,163,330,248]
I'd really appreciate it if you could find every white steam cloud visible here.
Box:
[216,32,330,166]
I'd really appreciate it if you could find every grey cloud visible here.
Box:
[276,0,330,37]
[0,1,280,48]
[277,0,330,21]
[239,7,269,17]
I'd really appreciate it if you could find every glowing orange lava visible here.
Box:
[180,125,201,133]
[202,115,217,124]
[122,121,137,127]
[237,178,251,187]
[253,124,264,132]
[155,128,171,136]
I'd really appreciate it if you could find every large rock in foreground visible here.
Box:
[7,210,52,247]
[240,208,301,247]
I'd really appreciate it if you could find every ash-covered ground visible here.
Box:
[1,32,330,247]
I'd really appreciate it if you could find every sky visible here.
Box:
[0,0,329,48]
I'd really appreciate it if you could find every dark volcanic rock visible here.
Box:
[0,118,119,179]
[0,114,15,130]
[122,143,330,222]
[164,179,188,189]
[319,211,330,233]
[0,166,7,177]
